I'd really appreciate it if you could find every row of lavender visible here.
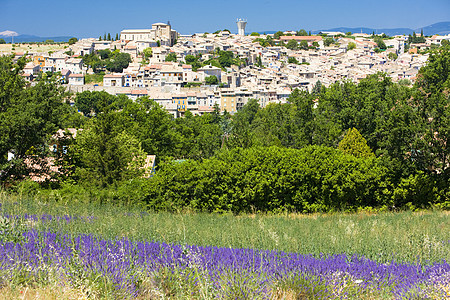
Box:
[0,229,448,299]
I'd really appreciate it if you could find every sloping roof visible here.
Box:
[131,90,148,95]
[68,74,84,78]
[104,74,124,78]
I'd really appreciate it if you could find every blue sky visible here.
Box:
[1,0,449,37]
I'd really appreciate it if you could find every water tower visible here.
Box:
[236,19,247,36]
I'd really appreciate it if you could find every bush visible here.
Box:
[347,42,356,51]
[144,146,392,213]
[205,75,218,85]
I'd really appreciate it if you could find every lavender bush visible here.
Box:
[0,229,448,299]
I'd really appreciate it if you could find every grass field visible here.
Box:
[0,192,448,299]
[2,193,448,264]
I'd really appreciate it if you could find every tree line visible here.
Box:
[1,46,449,212]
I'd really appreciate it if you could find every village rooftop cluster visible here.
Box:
[3,21,450,118]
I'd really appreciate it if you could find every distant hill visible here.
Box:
[259,21,450,36]
[0,32,74,43]
[419,22,450,36]
[311,27,414,36]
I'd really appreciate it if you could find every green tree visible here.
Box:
[413,46,450,174]
[98,49,112,60]
[346,31,352,36]
[286,39,298,50]
[218,50,237,68]
[374,37,387,50]
[299,40,308,50]
[338,128,375,158]
[184,54,202,71]
[83,53,102,73]
[324,37,334,47]
[296,29,308,36]
[312,80,322,95]
[250,89,314,149]
[68,37,78,45]
[113,96,179,159]
[255,55,263,68]
[387,52,398,60]
[274,31,284,39]
[250,32,260,36]
[0,39,5,44]
[106,52,131,72]
[347,42,356,50]
[143,47,153,59]
[172,111,222,159]
[165,52,177,62]
[205,75,219,85]
[227,99,260,148]
[398,79,411,86]
[75,116,147,188]
[288,57,299,64]
[107,33,111,41]
[0,55,69,182]
[75,91,115,116]
[115,33,119,41]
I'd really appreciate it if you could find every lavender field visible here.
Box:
[0,194,449,299]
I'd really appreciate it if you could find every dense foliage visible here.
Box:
[145,146,391,213]
[0,55,71,182]
[83,50,131,73]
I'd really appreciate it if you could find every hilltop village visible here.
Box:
[5,21,450,117]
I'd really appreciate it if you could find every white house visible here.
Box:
[65,58,84,74]
[103,74,125,87]
[68,74,84,85]
[23,62,40,75]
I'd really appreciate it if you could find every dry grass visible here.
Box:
[0,286,89,300]
[269,288,308,300]
[0,43,68,55]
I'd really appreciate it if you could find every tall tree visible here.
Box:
[413,46,450,174]
[296,29,308,36]
[75,91,115,117]
[106,52,131,72]
[274,31,284,39]
[338,128,374,158]
[227,99,260,148]
[74,104,146,188]
[0,55,68,182]
[286,39,298,50]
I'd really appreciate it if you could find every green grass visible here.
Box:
[1,192,448,265]
[84,73,104,84]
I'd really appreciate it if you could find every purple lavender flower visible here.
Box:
[0,230,448,299]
